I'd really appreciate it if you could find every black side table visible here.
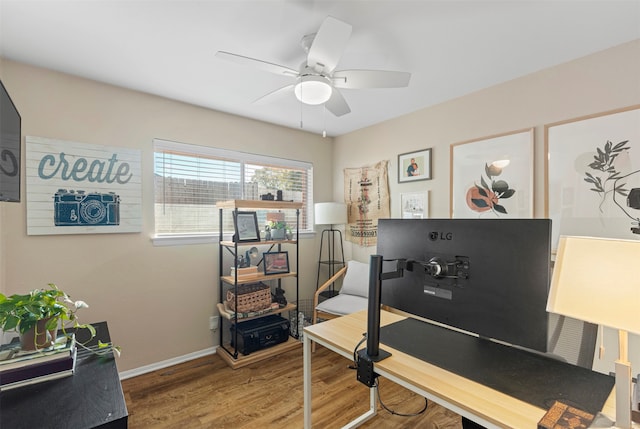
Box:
[0,321,128,429]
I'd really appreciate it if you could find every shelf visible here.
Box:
[218,200,300,370]
[319,260,345,265]
[217,337,301,369]
[221,272,297,285]
[216,200,303,210]
[220,239,297,247]
[217,302,297,322]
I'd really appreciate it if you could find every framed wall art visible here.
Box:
[400,191,429,219]
[450,128,534,219]
[233,211,260,242]
[26,136,142,235]
[398,148,432,183]
[545,105,640,251]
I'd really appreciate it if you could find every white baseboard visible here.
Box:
[119,346,218,380]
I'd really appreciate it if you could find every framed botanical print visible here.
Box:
[450,128,534,218]
[546,105,640,250]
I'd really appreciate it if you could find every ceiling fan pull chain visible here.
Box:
[323,104,327,138]
[300,84,304,129]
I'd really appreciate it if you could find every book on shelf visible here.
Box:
[0,333,76,371]
[537,400,595,429]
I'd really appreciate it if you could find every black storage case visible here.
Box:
[230,315,291,355]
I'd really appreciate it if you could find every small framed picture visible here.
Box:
[400,191,429,219]
[233,211,261,242]
[398,148,432,183]
[263,251,290,275]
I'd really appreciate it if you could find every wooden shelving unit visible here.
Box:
[216,200,302,368]
[217,337,301,369]
[216,302,297,322]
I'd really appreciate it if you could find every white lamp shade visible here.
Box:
[314,202,347,225]
[547,235,640,335]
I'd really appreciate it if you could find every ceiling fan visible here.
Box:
[215,16,411,117]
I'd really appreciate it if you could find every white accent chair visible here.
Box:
[313,260,370,325]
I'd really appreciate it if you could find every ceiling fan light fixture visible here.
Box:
[294,75,332,105]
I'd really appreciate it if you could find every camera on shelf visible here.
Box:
[260,193,274,201]
[261,190,284,201]
[54,189,120,226]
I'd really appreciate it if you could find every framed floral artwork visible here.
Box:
[450,128,534,218]
[398,148,432,183]
[545,105,640,251]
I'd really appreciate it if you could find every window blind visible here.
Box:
[153,139,313,236]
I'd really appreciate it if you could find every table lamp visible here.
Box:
[314,202,347,299]
[547,236,640,429]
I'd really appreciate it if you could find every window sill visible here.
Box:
[151,231,316,247]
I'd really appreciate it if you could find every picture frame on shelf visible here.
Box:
[233,211,261,242]
[398,148,432,183]
[263,251,290,275]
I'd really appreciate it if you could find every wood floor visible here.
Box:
[121,344,462,428]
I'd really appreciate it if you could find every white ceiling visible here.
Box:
[1,0,639,137]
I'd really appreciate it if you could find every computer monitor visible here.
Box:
[0,79,21,203]
[377,218,551,353]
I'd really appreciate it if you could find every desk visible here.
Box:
[1,321,128,429]
[303,310,618,429]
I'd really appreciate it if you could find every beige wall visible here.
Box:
[333,39,640,374]
[0,60,333,371]
[2,39,639,375]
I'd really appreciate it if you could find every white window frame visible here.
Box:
[152,139,314,246]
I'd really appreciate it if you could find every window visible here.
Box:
[153,139,313,242]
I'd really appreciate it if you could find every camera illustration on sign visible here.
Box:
[54,189,120,226]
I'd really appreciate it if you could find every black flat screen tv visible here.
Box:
[0,79,21,202]
[377,218,552,353]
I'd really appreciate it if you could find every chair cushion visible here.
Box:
[339,260,370,298]
[315,294,369,316]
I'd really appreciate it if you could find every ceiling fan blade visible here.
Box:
[324,88,351,117]
[332,70,411,89]
[252,84,295,105]
[307,16,352,74]
[215,51,298,77]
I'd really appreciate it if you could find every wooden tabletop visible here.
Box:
[304,310,617,429]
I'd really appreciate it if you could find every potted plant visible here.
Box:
[0,283,119,355]
[267,220,288,240]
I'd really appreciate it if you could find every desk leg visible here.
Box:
[304,334,312,429]
[342,386,377,429]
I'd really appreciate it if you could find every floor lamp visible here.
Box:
[547,236,640,428]
[315,202,347,300]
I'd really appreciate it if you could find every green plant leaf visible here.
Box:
[475,184,488,198]
[471,198,489,208]
[500,189,515,199]
[493,204,507,214]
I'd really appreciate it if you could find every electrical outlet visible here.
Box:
[209,316,219,331]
